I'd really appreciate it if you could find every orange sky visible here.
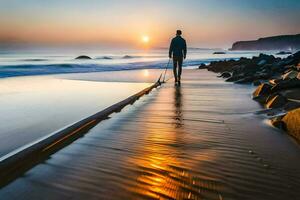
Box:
[0,0,299,48]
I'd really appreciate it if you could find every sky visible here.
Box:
[0,0,300,48]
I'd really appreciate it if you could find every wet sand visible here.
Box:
[0,70,159,157]
[1,69,300,199]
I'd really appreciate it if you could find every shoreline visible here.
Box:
[202,51,300,141]
[0,79,162,188]
[0,70,162,157]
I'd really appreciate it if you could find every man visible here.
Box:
[169,30,187,85]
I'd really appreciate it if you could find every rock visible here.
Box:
[219,72,231,78]
[297,63,300,71]
[292,51,300,63]
[235,76,256,84]
[213,51,226,54]
[271,117,286,129]
[276,51,292,55]
[257,54,276,64]
[75,55,92,59]
[253,83,272,97]
[198,63,207,69]
[226,74,245,82]
[280,88,300,100]
[265,93,278,104]
[271,78,300,92]
[282,108,300,141]
[282,70,299,80]
[253,83,272,103]
[236,72,272,84]
[269,79,281,85]
[284,101,300,111]
[257,59,267,66]
[253,80,261,86]
[266,94,287,109]
[123,55,134,59]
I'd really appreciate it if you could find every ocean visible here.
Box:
[0,47,270,79]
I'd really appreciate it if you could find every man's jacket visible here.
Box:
[169,36,187,58]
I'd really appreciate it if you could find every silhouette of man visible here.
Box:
[169,30,187,85]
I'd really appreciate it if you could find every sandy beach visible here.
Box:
[1,69,300,199]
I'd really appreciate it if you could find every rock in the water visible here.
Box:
[266,94,287,109]
[198,63,207,69]
[75,55,92,59]
[213,51,226,54]
[282,70,299,80]
[282,108,300,141]
[276,51,292,55]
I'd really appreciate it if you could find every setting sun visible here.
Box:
[142,36,150,43]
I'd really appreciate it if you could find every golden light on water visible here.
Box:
[143,69,149,77]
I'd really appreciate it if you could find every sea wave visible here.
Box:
[0,58,240,78]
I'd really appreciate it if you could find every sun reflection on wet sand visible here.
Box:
[125,84,224,200]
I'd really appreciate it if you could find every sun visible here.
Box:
[142,35,150,43]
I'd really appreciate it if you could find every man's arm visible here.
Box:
[183,39,187,59]
[169,39,174,58]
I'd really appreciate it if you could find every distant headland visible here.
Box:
[230,34,300,51]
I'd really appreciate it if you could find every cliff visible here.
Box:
[231,34,300,51]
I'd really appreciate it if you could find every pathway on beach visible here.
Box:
[1,69,300,200]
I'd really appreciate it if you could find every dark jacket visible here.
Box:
[169,36,187,58]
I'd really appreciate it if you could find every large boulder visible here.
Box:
[266,94,287,109]
[282,108,300,141]
[75,55,92,59]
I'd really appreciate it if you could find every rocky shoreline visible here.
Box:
[201,51,300,141]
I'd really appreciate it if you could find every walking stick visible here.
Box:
[162,58,171,83]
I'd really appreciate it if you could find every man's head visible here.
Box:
[176,30,182,36]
